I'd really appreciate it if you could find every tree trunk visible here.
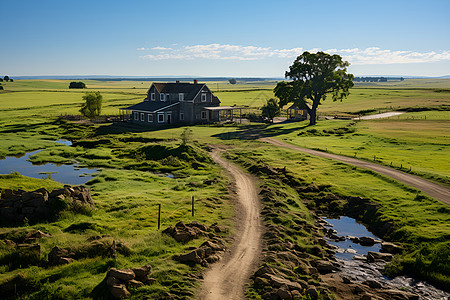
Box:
[309,109,317,125]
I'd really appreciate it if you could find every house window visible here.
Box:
[160,93,165,101]
[201,93,207,102]
[201,111,207,120]
[166,94,170,101]
[158,113,165,123]
[134,112,139,120]
[151,93,155,101]
[140,113,144,121]
[179,93,184,101]
[180,111,184,121]
[148,114,153,122]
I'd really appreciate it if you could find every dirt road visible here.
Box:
[199,148,262,300]
[262,137,450,205]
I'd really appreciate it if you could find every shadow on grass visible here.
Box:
[212,121,310,141]
[94,122,184,136]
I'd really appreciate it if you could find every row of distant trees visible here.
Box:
[353,77,404,82]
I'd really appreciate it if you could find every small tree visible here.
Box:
[180,128,193,146]
[274,51,354,126]
[3,76,9,82]
[80,91,102,118]
[0,78,3,82]
[261,98,281,123]
[69,81,86,89]
[228,78,237,85]
[9,79,13,82]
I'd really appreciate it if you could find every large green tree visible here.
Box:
[274,51,354,125]
[80,91,102,118]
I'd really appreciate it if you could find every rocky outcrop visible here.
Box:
[0,185,94,223]
[104,265,154,299]
[162,221,210,243]
[175,239,225,266]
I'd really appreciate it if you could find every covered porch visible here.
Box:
[204,106,243,124]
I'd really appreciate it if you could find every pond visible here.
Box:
[0,140,98,185]
[323,216,449,300]
[323,216,381,260]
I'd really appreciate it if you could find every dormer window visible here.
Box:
[201,93,207,102]
[179,93,184,101]
[151,93,155,101]
[160,93,165,101]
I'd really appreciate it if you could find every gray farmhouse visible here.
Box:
[120,80,239,125]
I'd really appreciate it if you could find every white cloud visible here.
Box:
[138,44,450,65]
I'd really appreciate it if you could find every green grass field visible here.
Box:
[0,78,449,298]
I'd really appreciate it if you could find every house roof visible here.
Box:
[151,82,206,101]
[121,101,179,113]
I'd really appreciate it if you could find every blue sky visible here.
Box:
[2,0,449,77]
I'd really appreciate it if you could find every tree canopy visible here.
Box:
[228,78,237,84]
[261,98,281,123]
[274,51,354,125]
[69,81,86,89]
[3,76,9,82]
[80,91,102,118]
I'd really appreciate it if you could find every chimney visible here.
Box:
[194,79,198,84]
[176,80,180,83]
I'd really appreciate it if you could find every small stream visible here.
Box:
[0,140,98,185]
[323,216,449,300]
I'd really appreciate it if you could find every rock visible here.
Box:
[277,287,292,300]
[110,284,130,299]
[131,265,152,281]
[305,287,318,300]
[381,242,402,254]
[291,290,302,300]
[48,246,72,266]
[313,260,339,274]
[318,238,327,246]
[367,251,393,262]
[189,221,208,231]
[201,240,224,252]
[353,255,367,261]
[49,188,65,198]
[354,285,365,294]
[25,229,52,241]
[210,224,228,233]
[361,294,372,300]
[264,274,303,291]
[255,264,275,277]
[109,268,135,281]
[382,289,419,300]
[127,279,144,289]
[342,276,352,284]
[359,236,377,246]
[206,254,221,263]
[106,276,120,287]
[177,250,203,264]
[254,277,270,289]
[344,248,357,254]
[347,235,359,242]
[363,280,382,289]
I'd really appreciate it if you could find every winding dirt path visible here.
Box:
[198,148,262,300]
[262,137,450,205]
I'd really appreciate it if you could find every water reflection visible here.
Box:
[0,150,97,185]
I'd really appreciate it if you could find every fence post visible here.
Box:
[192,196,195,217]
[157,204,161,230]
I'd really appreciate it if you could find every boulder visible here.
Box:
[17,243,41,260]
[264,274,303,291]
[206,254,221,264]
[109,268,135,281]
[177,250,203,264]
[381,242,402,254]
[359,237,377,246]
[277,286,292,300]
[106,276,120,287]
[127,279,144,289]
[131,265,152,281]
[305,287,318,300]
[49,188,65,198]
[110,284,130,299]
[312,260,339,274]
[367,251,393,262]
[48,246,73,266]
[363,280,382,289]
